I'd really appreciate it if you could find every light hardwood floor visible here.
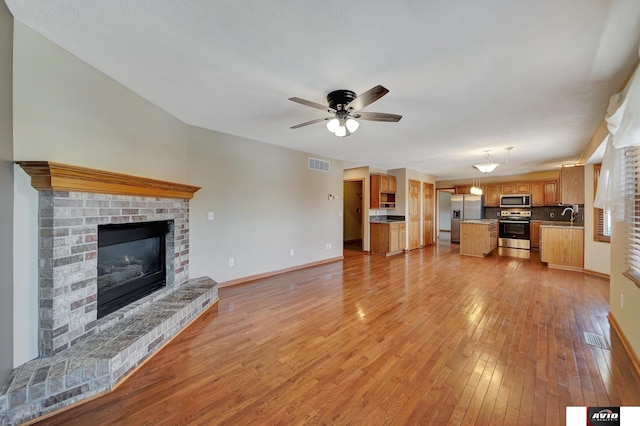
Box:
[36,241,640,425]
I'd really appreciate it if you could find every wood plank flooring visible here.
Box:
[36,241,640,425]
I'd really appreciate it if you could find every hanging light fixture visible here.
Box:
[474,150,499,174]
[470,167,483,195]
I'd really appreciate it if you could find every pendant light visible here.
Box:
[470,167,483,195]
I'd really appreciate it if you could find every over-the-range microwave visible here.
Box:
[499,194,531,208]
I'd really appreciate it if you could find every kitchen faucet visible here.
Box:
[562,207,575,223]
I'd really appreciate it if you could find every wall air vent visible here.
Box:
[308,157,330,173]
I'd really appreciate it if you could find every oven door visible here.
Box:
[498,220,531,249]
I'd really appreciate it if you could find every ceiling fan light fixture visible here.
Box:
[346,118,359,133]
[326,118,340,133]
[334,125,347,137]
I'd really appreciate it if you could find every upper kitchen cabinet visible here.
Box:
[531,181,545,206]
[544,179,559,205]
[500,182,531,195]
[500,183,515,194]
[559,166,584,205]
[371,174,396,209]
[454,185,471,194]
[531,180,558,206]
[482,184,501,206]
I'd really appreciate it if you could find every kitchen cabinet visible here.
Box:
[370,221,406,256]
[530,221,541,248]
[531,182,544,206]
[540,225,584,270]
[515,182,531,194]
[500,182,530,194]
[500,183,515,194]
[532,180,559,206]
[370,174,396,209]
[482,184,501,206]
[560,165,584,205]
[460,220,498,257]
[454,185,471,194]
[544,180,559,205]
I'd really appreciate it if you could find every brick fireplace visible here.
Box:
[1,162,218,425]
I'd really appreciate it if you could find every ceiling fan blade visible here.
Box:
[355,112,402,122]
[289,97,335,112]
[347,85,389,111]
[290,117,329,129]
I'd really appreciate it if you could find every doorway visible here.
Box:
[343,179,364,251]
[438,189,454,242]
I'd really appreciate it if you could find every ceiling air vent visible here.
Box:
[308,157,330,173]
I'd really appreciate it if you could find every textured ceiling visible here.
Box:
[6,0,640,180]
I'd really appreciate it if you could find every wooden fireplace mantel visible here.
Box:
[17,161,201,199]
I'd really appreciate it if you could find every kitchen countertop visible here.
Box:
[539,221,584,229]
[370,219,405,223]
[461,219,498,224]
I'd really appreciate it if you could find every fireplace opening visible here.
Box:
[97,221,170,318]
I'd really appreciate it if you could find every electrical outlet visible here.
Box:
[228,258,234,267]
[621,293,624,309]
[290,249,294,256]
[325,243,332,250]
[207,212,214,221]
[550,212,555,218]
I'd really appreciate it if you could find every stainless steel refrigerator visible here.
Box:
[450,194,483,243]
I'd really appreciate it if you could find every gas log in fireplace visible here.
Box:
[97,220,170,318]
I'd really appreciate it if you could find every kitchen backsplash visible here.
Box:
[485,206,585,226]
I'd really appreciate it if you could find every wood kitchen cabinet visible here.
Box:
[370,174,396,209]
[560,165,584,205]
[540,225,584,270]
[460,221,498,257]
[531,182,544,206]
[544,179,559,205]
[454,185,471,194]
[500,183,515,194]
[530,220,541,248]
[515,182,531,194]
[482,184,501,206]
[370,222,406,256]
[532,180,559,206]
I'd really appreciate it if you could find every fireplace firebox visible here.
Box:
[97,221,170,318]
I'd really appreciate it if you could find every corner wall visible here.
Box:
[0,1,14,382]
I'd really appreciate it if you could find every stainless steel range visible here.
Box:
[498,209,531,250]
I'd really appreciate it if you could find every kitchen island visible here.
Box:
[460,219,498,257]
[540,222,584,270]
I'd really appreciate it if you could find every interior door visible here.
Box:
[409,179,420,250]
[423,182,434,246]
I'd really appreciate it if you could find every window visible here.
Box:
[626,147,640,285]
[593,164,611,242]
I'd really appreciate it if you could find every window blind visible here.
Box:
[627,147,640,279]
[593,164,611,242]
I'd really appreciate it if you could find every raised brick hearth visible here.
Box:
[1,163,217,425]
